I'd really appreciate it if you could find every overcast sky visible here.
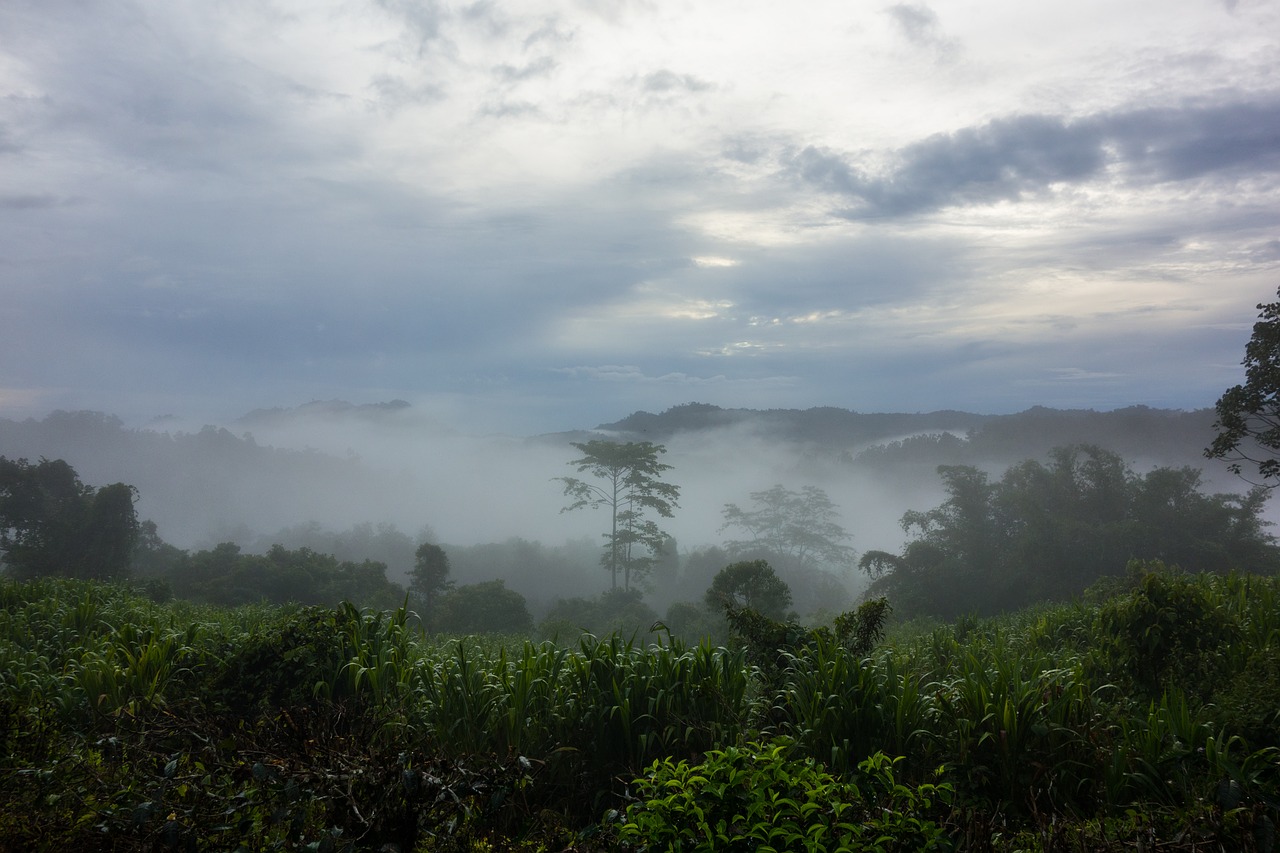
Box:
[2,0,1278,435]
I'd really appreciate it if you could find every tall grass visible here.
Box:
[2,570,1279,849]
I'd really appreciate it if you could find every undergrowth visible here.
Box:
[0,565,1278,850]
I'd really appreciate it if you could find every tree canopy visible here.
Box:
[557,440,680,592]
[409,542,453,630]
[434,579,533,635]
[861,445,1279,618]
[1207,286,1280,487]
[705,559,793,620]
[720,484,855,573]
[163,542,405,610]
[0,457,139,581]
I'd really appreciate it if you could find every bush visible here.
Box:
[617,739,951,852]
[435,579,533,635]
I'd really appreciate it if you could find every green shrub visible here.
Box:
[1095,563,1241,701]
[617,740,951,852]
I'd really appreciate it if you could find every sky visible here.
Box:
[2,0,1279,436]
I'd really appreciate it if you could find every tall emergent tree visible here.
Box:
[720,484,856,572]
[1207,286,1280,486]
[0,457,139,580]
[557,440,680,592]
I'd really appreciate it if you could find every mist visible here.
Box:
[0,401,1259,619]
[197,406,940,607]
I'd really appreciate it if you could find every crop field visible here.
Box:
[1,565,1278,851]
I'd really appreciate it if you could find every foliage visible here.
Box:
[862,445,1280,618]
[538,587,660,643]
[661,599,729,646]
[557,440,680,592]
[618,741,951,852]
[250,520,420,580]
[705,559,793,619]
[409,541,453,629]
[171,541,406,610]
[1207,286,1280,486]
[434,579,534,635]
[720,484,856,573]
[0,457,140,581]
[1095,563,1243,701]
[3,572,1280,850]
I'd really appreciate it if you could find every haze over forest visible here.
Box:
[0,400,1253,616]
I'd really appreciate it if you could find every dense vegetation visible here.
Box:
[860,444,1278,619]
[2,566,1278,850]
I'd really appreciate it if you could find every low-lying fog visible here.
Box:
[195,408,931,590]
[1,402,1261,617]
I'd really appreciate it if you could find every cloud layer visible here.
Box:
[1,0,1278,433]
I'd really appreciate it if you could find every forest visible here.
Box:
[3,299,1280,849]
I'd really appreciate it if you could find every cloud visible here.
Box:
[553,365,728,385]
[0,0,1276,436]
[791,96,1280,218]
[494,55,558,82]
[376,0,448,51]
[1108,99,1280,181]
[0,193,66,210]
[884,3,959,60]
[0,126,20,154]
[640,69,714,93]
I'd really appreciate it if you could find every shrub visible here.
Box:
[617,739,951,852]
[436,579,533,635]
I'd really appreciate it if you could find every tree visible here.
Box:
[409,542,453,629]
[434,579,533,635]
[1208,287,1280,486]
[82,482,141,581]
[861,446,1280,619]
[705,559,793,619]
[0,456,138,581]
[538,588,660,642]
[720,485,855,573]
[557,440,680,592]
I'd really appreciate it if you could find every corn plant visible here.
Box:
[929,640,1102,813]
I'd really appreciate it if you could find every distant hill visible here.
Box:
[593,402,993,445]
[580,402,1219,472]
[236,399,413,428]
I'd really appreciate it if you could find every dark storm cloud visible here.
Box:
[792,96,1280,218]
[1108,100,1280,181]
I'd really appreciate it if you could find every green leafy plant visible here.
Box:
[618,740,951,852]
